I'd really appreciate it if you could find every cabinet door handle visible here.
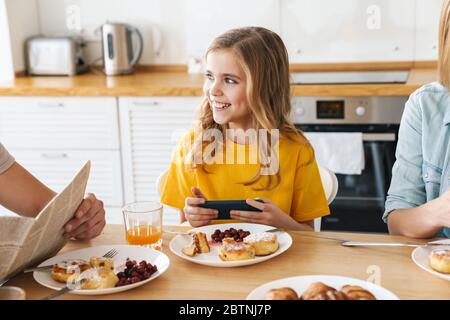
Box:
[41,153,68,159]
[131,101,159,106]
[38,102,65,108]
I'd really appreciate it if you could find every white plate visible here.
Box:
[247,275,399,300]
[411,239,450,281]
[169,223,292,267]
[33,244,170,295]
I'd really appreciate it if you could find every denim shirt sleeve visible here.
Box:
[383,93,426,222]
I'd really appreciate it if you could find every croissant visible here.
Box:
[265,287,299,300]
[340,285,376,300]
[300,282,347,300]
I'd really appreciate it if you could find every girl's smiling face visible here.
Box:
[203,49,253,130]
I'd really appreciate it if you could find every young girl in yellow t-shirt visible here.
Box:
[161,27,329,230]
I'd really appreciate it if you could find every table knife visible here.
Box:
[341,241,450,248]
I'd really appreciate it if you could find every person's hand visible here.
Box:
[63,193,106,240]
[432,189,450,228]
[183,187,218,227]
[230,198,295,228]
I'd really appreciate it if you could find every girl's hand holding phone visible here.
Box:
[183,187,218,227]
[230,198,295,228]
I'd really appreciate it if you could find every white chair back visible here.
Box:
[156,169,169,197]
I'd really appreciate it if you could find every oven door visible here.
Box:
[296,124,398,233]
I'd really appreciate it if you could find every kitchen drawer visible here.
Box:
[0,97,119,149]
[9,149,123,207]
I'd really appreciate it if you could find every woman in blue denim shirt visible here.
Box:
[384,0,450,239]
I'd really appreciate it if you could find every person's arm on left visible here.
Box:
[0,162,105,240]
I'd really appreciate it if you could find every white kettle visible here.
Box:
[101,22,143,76]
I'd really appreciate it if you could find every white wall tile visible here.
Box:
[282,0,416,63]
[5,0,40,71]
[415,0,442,60]
[37,0,186,65]
[7,0,442,67]
[183,0,280,62]
[0,0,14,81]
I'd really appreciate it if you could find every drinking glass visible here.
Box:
[122,202,163,250]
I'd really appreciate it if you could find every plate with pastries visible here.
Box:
[33,245,170,295]
[169,223,292,267]
[247,275,399,300]
[411,239,450,281]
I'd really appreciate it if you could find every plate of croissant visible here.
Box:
[169,223,292,267]
[246,275,399,300]
[33,245,170,295]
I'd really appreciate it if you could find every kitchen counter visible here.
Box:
[6,224,450,300]
[0,63,437,97]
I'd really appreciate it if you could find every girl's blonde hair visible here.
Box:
[439,0,450,89]
[191,27,312,190]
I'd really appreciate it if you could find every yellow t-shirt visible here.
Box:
[160,129,330,223]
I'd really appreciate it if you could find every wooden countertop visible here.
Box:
[6,224,450,300]
[0,63,438,97]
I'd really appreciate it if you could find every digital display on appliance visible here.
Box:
[316,100,345,119]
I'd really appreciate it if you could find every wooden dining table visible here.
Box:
[7,224,450,300]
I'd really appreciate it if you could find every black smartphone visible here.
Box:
[198,199,264,220]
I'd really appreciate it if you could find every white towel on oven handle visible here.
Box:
[304,132,365,175]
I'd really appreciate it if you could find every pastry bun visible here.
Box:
[90,257,114,271]
[340,285,376,300]
[265,287,299,300]
[51,259,91,283]
[300,282,338,300]
[429,249,450,274]
[218,238,255,261]
[69,268,119,290]
[243,232,279,256]
[182,232,210,257]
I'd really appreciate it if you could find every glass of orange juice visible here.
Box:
[122,202,163,250]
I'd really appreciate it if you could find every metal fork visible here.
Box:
[41,248,119,300]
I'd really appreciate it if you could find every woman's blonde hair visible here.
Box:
[189,27,313,190]
[439,0,450,89]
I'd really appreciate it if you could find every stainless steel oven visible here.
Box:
[291,96,408,233]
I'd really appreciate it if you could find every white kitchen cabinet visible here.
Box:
[0,97,119,150]
[7,149,123,206]
[282,0,415,63]
[0,97,124,224]
[119,97,202,225]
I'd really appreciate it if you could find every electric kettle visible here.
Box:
[101,23,143,75]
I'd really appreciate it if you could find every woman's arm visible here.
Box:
[0,162,56,217]
[387,190,450,238]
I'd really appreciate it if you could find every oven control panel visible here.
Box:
[291,96,407,124]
